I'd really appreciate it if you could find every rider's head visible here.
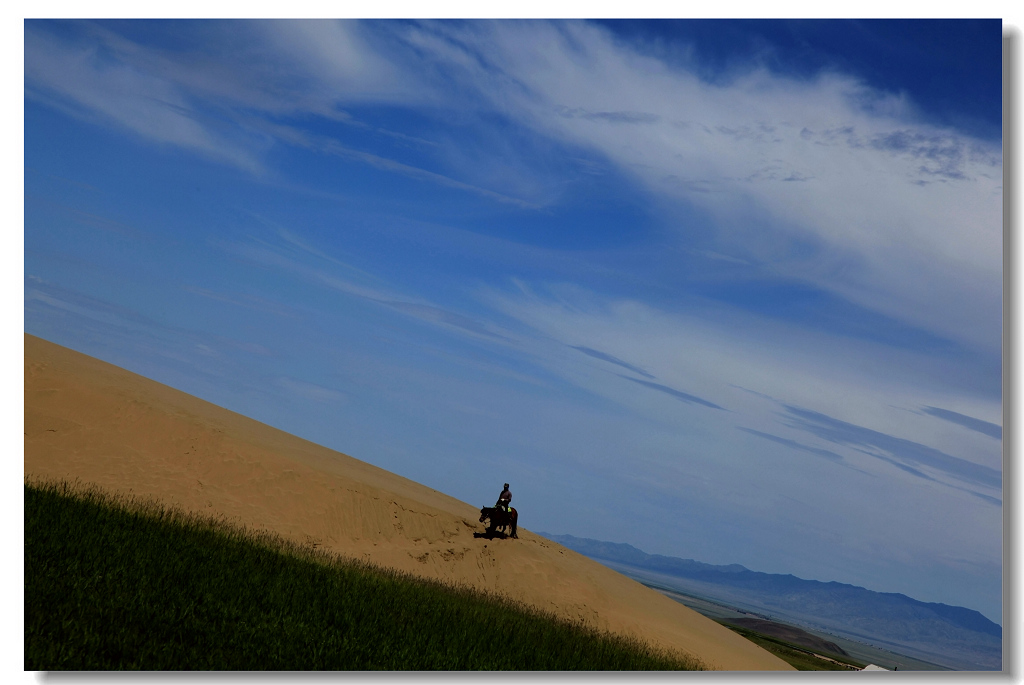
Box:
[504,483,509,489]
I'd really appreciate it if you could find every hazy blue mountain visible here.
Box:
[539,532,1000,671]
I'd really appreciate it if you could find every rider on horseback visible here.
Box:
[496,483,511,514]
[480,484,517,539]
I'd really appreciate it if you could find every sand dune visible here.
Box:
[24,333,792,671]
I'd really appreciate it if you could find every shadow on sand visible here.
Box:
[473,530,513,540]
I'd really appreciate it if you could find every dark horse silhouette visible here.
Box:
[479,506,518,539]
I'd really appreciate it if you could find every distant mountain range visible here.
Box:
[538,533,1001,671]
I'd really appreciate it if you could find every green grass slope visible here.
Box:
[25,481,705,671]
[717,622,866,671]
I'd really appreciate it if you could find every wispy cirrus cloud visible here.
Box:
[393,20,1000,353]
[569,345,656,379]
[26,278,151,331]
[24,23,268,174]
[306,134,539,208]
[555,106,661,125]
[278,377,347,404]
[738,427,844,463]
[921,406,1002,440]
[849,446,1002,507]
[221,233,514,345]
[378,301,512,342]
[182,285,300,320]
[618,375,725,410]
[782,405,1001,490]
[25,20,543,207]
[24,19,1002,360]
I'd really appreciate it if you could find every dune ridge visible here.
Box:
[23,333,791,671]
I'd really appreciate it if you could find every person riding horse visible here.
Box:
[480,483,518,538]
[496,483,511,513]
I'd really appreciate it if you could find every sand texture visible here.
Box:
[24,333,792,671]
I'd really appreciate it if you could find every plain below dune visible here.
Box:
[23,333,792,671]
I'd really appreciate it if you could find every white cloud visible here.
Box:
[254,20,428,107]
[219,232,519,345]
[398,20,1001,352]
[480,280,1002,477]
[25,20,1002,358]
[277,377,348,403]
[24,25,267,174]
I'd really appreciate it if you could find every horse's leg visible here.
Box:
[490,513,502,538]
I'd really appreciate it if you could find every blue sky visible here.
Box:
[23,19,1004,624]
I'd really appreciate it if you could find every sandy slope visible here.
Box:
[24,333,792,671]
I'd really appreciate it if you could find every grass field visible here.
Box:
[718,622,866,671]
[25,480,706,671]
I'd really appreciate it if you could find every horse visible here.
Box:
[479,506,518,539]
